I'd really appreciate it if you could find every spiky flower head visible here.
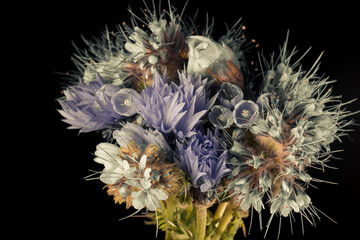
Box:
[68,26,130,86]
[58,73,125,133]
[115,72,217,140]
[93,125,183,211]
[176,129,231,193]
[122,7,188,90]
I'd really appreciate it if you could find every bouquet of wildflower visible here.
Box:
[57,2,357,239]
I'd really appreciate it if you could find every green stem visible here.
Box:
[194,205,207,240]
[213,200,235,240]
[165,195,177,240]
[213,202,229,221]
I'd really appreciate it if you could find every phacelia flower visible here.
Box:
[227,130,317,237]
[176,129,231,192]
[218,82,244,109]
[94,125,183,211]
[122,12,187,89]
[233,100,259,128]
[58,73,125,133]
[208,105,234,129]
[121,72,217,140]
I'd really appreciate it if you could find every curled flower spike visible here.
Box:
[226,37,358,236]
[176,129,231,194]
[122,9,188,89]
[228,130,318,236]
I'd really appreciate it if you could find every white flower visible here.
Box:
[186,36,239,78]
[94,143,129,184]
[148,19,167,43]
[125,27,148,62]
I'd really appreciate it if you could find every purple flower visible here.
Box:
[176,129,231,192]
[123,72,217,140]
[58,73,125,132]
[233,100,259,128]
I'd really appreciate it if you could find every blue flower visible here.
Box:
[176,129,231,192]
[58,73,125,132]
[123,72,217,140]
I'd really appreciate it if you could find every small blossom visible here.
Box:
[125,27,148,62]
[219,82,244,109]
[94,142,127,185]
[233,100,259,128]
[208,105,233,128]
[82,55,129,86]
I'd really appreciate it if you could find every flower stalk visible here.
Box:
[165,195,178,240]
[213,199,236,240]
[213,201,229,225]
[194,205,207,240]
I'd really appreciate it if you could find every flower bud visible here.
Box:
[186,36,239,79]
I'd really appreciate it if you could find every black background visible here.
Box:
[17,0,360,239]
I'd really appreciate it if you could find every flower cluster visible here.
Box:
[58,2,357,239]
